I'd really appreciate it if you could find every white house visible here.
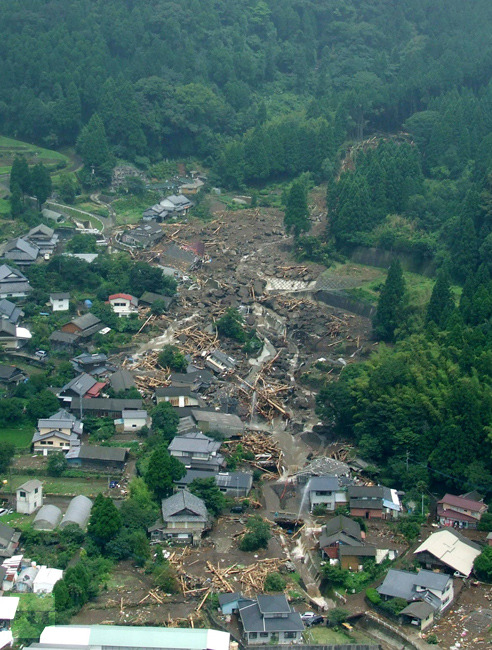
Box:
[16,480,43,515]
[108,293,139,317]
[33,566,63,594]
[308,475,350,511]
[114,409,149,433]
[49,293,70,312]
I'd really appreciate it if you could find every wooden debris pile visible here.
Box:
[122,351,171,392]
[174,324,218,358]
[223,431,283,476]
[234,356,292,421]
[205,558,286,597]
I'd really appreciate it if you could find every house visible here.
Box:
[487,532,492,547]
[339,545,378,571]
[108,293,139,317]
[33,505,62,531]
[238,594,304,645]
[377,569,454,630]
[66,445,128,471]
[348,485,401,519]
[155,386,201,408]
[49,292,70,312]
[319,515,364,559]
[308,475,351,511]
[63,253,99,264]
[32,566,63,594]
[399,601,436,631]
[205,350,237,374]
[0,320,32,350]
[296,457,351,485]
[69,397,142,418]
[149,490,209,545]
[59,373,106,400]
[0,596,19,629]
[49,330,79,352]
[218,592,250,615]
[139,291,174,310]
[0,299,23,324]
[32,408,82,455]
[168,431,225,472]
[437,493,488,529]
[121,221,163,249]
[70,353,109,375]
[159,194,193,216]
[191,409,245,438]
[114,409,149,433]
[41,207,65,224]
[25,224,59,257]
[142,204,170,222]
[168,369,213,392]
[34,625,230,650]
[0,523,21,558]
[110,369,137,393]
[61,313,104,339]
[180,178,204,195]
[0,264,31,299]
[59,496,92,530]
[413,529,482,577]
[16,480,42,515]
[0,364,26,385]
[2,237,39,266]
[216,472,253,497]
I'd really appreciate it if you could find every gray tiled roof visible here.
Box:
[339,545,376,557]
[71,445,127,462]
[308,476,341,492]
[0,264,28,282]
[70,397,142,413]
[257,595,291,614]
[400,601,435,620]
[216,472,253,491]
[17,479,42,493]
[348,485,384,499]
[161,490,207,522]
[50,292,70,300]
[156,386,193,398]
[168,431,221,455]
[110,369,136,392]
[60,373,97,397]
[239,598,304,633]
[0,299,22,324]
[68,313,102,331]
[377,569,451,603]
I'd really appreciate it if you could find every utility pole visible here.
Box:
[406,450,410,472]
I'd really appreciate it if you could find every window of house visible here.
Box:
[259,633,269,638]
[34,488,38,494]
[19,491,26,498]
[284,632,297,639]
[47,441,53,445]
[249,633,257,639]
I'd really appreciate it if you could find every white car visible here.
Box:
[301,612,316,621]
[0,508,9,517]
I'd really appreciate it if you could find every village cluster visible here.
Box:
[0,172,489,650]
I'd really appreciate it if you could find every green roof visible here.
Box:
[91,626,211,648]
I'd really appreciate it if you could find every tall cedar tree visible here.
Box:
[77,113,113,184]
[426,271,454,328]
[284,178,310,237]
[373,260,406,342]
[10,156,31,195]
[87,494,122,549]
[30,163,52,208]
[145,445,185,499]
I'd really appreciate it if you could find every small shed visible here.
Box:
[0,596,19,627]
[218,592,244,615]
[49,293,70,312]
[16,480,42,515]
[60,496,92,530]
[33,566,63,594]
[33,505,62,531]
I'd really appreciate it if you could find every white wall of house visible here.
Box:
[246,631,301,645]
[121,415,148,432]
[50,298,69,312]
[109,298,137,317]
[16,485,42,514]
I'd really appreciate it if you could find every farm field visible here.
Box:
[0,135,68,173]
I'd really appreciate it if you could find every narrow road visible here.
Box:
[46,200,106,233]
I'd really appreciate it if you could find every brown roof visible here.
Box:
[438,493,487,513]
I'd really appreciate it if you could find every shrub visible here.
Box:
[426,634,438,645]
[474,547,492,582]
[380,597,408,616]
[365,588,381,605]
[47,452,68,477]
[312,504,327,516]
[264,572,286,592]
[239,515,271,552]
[327,607,349,626]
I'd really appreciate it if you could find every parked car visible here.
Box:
[301,612,316,621]
[35,350,47,358]
[230,505,245,514]
[0,508,9,517]
[305,615,324,626]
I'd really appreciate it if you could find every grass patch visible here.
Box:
[45,202,103,232]
[304,625,373,645]
[0,135,68,174]
[0,198,11,214]
[112,190,160,225]
[0,425,34,449]
[0,474,108,497]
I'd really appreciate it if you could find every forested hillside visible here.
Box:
[1,0,492,497]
